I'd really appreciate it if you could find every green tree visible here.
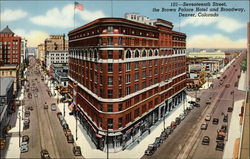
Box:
[241,56,247,72]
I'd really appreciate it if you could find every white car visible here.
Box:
[20,142,28,153]
[205,114,211,121]
[51,103,57,111]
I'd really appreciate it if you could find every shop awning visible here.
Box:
[96,134,102,138]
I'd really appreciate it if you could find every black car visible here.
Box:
[67,134,74,143]
[73,146,82,156]
[193,103,200,107]
[216,142,225,151]
[188,101,196,105]
[153,137,162,148]
[216,134,225,141]
[200,123,208,130]
[22,135,29,144]
[227,107,233,112]
[175,117,181,125]
[160,131,168,140]
[41,149,51,159]
[24,111,30,117]
[145,144,156,156]
[221,125,228,133]
[223,115,228,122]
[212,118,219,125]
[202,136,210,145]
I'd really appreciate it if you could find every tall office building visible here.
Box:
[68,16,186,152]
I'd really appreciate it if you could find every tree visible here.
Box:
[241,56,247,72]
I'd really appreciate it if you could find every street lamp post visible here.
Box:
[75,110,78,141]
[18,112,21,147]
[107,122,109,159]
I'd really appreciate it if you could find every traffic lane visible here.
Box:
[142,92,214,159]
[37,75,77,159]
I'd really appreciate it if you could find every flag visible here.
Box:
[74,2,83,11]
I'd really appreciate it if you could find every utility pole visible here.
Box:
[18,112,21,147]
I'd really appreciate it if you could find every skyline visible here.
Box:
[0,0,249,48]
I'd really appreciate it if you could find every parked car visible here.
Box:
[20,141,28,153]
[24,111,30,117]
[202,136,210,145]
[188,101,196,105]
[145,144,156,156]
[51,103,57,111]
[67,134,74,143]
[27,106,33,111]
[160,131,168,140]
[227,107,233,112]
[179,113,186,120]
[213,118,219,125]
[41,149,51,159]
[216,141,225,151]
[22,135,29,144]
[216,134,225,141]
[170,121,177,129]
[73,146,82,156]
[153,138,161,148]
[223,114,228,122]
[175,117,181,125]
[205,114,211,121]
[64,129,72,137]
[221,125,228,133]
[201,123,208,130]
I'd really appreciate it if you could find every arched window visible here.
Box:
[135,50,139,58]
[155,50,158,56]
[85,50,88,58]
[149,50,153,56]
[142,50,146,57]
[89,50,93,59]
[126,50,132,58]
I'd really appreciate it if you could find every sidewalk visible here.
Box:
[53,84,195,158]
[223,69,246,159]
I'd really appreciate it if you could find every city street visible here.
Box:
[142,54,245,159]
[20,58,79,159]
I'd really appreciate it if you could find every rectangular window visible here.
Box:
[154,68,158,75]
[125,87,130,95]
[108,26,113,33]
[149,70,152,77]
[118,76,122,85]
[142,81,146,89]
[125,74,131,84]
[119,50,123,59]
[108,50,113,59]
[119,63,122,72]
[149,60,152,67]
[155,60,158,66]
[135,72,139,81]
[118,37,122,45]
[135,62,139,70]
[108,63,113,72]
[118,117,122,128]
[142,61,146,68]
[107,90,113,98]
[135,84,139,92]
[142,71,146,79]
[118,89,122,97]
[118,104,123,111]
[107,104,113,112]
[126,63,130,71]
[108,37,113,45]
[100,104,103,111]
[108,76,113,86]
[107,118,113,129]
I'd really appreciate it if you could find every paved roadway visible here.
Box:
[142,54,245,159]
[20,58,80,158]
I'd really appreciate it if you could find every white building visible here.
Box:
[124,13,156,26]
[45,50,68,70]
[21,38,27,63]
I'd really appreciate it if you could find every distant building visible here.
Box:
[21,38,28,64]
[45,50,68,69]
[43,35,68,69]
[0,77,14,138]
[187,50,225,59]
[38,43,45,65]
[125,13,156,26]
[27,47,38,58]
[0,26,21,65]
[51,63,68,86]
[68,17,186,152]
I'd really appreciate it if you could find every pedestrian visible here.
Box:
[148,129,151,134]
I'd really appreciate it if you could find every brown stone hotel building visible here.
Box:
[68,16,186,152]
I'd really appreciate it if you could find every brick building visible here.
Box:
[68,17,186,152]
[0,26,21,66]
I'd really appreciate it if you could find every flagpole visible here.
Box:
[74,1,76,29]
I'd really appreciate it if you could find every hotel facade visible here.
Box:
[68,17,187,152]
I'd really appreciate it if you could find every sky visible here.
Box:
[0,0,249,48]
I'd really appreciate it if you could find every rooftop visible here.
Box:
[0,77,14,96]
[0,25,14,34]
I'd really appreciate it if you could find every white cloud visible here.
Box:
[187,34,246,48]
[30,4,106,28]
[180,15,244,32]
[0,9,27,22]
[14,29,49,47]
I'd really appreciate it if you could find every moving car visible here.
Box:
[212,118,219,125]
[25,111,30,117]
[22,135,29,144]
[73,146,82,156]
[200,123,208,130]
[216,141,225,151]
[202,136,210,145]
[44,104,48,109]
[20,142,28,153]
[145,144,156,156]
[227,107,233,112]
[223,114,228,122]
[51,103,57,111]
[41,149,51,159]
[221,125,228,133]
